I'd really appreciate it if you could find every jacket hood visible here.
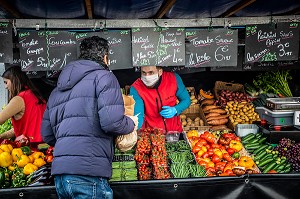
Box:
[57,60,104,91]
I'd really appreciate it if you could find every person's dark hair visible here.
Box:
[2,66,45,104]
[79,36,109,69]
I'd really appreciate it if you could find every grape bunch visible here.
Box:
[275,138,300,172]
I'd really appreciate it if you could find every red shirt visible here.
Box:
[11,90,46,143]
[132,72,182,132]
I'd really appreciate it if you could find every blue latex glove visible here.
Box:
[160,106,177,119]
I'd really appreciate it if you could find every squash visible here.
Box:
[199,89,214,99]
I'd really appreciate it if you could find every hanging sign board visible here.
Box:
[0,22,13,63]
[245,22,299,63]
[132,27,185,66]
[185,28,238,67]
[18,31,77,71]
[76,30,132,70]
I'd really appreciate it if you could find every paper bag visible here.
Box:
[115,95,137,152]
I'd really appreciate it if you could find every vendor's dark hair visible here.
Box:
[2,66,45,104]
[79,36,109,69]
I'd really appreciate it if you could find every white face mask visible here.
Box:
[141,73,159,87]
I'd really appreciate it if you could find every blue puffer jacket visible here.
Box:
[41,60,135,178]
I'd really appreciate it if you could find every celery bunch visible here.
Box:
[253,70,293,97]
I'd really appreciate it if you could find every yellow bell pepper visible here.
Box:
[31,152,45,160]
[33,158,46,167]
[16,155,30,168]
[0,144,13,153]
[238,156,255,169]
[0,148,3,153]
[23,163,38,175]
[229,140,243,152]
[28,155,34,163]
[187,130,199,138]
[11,148,24,162]
[0,151,13,167]
[8,164,16,172]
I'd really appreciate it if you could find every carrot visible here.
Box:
[207,118,228,125]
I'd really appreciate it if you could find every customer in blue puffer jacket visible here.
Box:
[41,36,137,199]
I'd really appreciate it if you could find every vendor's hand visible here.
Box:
[160,106,177,119]
[127,115,138,131]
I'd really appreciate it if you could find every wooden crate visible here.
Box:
[214,81,245,99]
[182,104,200,114]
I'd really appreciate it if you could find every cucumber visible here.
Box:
[258,154,273,162]
[263,161,277,173]
[258,137,267,144]
[244,142,261,149]
[253,145,269,155]
[242,133,255,143]
[254,151,267,161]
[255,133,263,139]
[248,138,260,144]
[258,158,273,167]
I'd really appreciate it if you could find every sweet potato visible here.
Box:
[207,118,228,125]
[206,115,229,121]
[205,112,221,118]
[206,108,227,114]
[201,99,215,106]
[202,105,221,112]
[210,125,231,131]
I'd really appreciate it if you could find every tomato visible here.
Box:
[46,154,53,163]
[197,138,207,146]
[202,152,210,158]
[213,149,223,159]
[234,137,241,142]
[223,153,233,162]
[211,154,221,163]
[268,170,277,174]
[192,146,202,154]
[207,161,215,168]
[198,160,208,168]
[227,148,235,155]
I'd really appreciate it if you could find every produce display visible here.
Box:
[186,130,259,176]
[225,101,260,128]
[0,136,54,188]
[242,133,292,174]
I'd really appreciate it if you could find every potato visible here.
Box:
[190,95,196,100]
[192,99,198,103]
[180,114,186,119]
[194,117,200,121]
[182,121,187,126]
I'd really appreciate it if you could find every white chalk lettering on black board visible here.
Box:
[80,30,132,70]
[185,28,237,67]
[132,27,185,66]
[245,23,299,63]
[21,58,34,70]
[0,22,13,63]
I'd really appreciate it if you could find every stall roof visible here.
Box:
[0,0,299,20]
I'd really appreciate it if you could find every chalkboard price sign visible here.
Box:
[132,27,185,66]
[245,23,299,63]
[185,28,238,67]
[18,31,77,71]
[0,22,13,63]
[76,30,132,70]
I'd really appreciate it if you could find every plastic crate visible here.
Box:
[235,124,259,137]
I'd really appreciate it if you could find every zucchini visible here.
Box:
[258,154,273,163]
[248,138,260,144]
[242,134,255,143]
[258,137,267,144]
[255,133,263,139]
[244,142,261,149]
[253,145,269,155]
[254,151,267,161]
[258,158,273,167]
[263,161,277,173]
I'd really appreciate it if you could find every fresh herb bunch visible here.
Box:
[253,70,293,97]
[0,118,12,134]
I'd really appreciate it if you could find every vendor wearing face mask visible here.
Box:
[130,66,190,132]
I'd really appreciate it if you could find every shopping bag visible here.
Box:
[115,95,138,152]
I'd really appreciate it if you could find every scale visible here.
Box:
[255,97,300,143]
